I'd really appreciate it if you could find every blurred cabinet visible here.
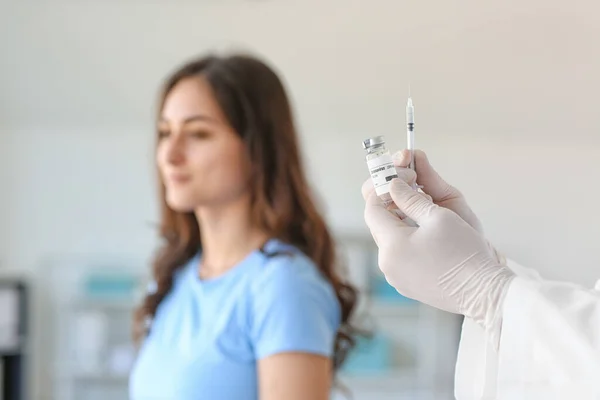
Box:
[334,234,462,400]
[44,258,144,400]
[0,277,28,400]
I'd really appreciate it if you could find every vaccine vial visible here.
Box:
[363,135,398,207]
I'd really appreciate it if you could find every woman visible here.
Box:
[129,52,359,400]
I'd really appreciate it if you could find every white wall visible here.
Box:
[1,128,159,269]
[3,0,600,279]
[2,0,600,397]
[0,132,10,262]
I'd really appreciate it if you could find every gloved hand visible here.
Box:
[362,166,515,333]
[392,149,483,232]
[392,149,506,265]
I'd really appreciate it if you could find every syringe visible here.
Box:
[406,92,421,193]
[406,96,415,173]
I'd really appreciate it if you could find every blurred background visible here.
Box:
[1,0,599,399]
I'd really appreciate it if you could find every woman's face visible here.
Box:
[157,76,251,212]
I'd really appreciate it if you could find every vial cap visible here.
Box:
[362,135,385,149]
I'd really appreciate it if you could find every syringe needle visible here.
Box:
[406,96,415,172]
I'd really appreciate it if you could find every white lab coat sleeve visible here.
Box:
[454,316,499,399]
[496,274,600,399]
[455,258,600,399]
[454,258,542,400]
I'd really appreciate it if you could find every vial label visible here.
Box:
[367,153,398,196]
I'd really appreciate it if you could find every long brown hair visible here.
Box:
[133,53,360,371]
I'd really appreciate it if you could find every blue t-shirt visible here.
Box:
[129,239,341,400]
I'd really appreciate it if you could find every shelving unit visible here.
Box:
[0,276,28,400]
[333,234,462,400]
[43,258,144,400]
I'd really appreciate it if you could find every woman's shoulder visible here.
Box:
[246,240,342,358]
[253,241,327,290]
[248,240,339,312]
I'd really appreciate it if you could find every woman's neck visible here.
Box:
[195,197,268,279]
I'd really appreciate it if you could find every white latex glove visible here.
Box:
[392,149,506,265]
[392,149,483,233]
[362,169,515,332]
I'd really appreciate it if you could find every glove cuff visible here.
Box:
[483,268,517,350]
[456,260,516,337]
[486,240,507,267]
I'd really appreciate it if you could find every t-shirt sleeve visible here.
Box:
[249,255,342,360]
